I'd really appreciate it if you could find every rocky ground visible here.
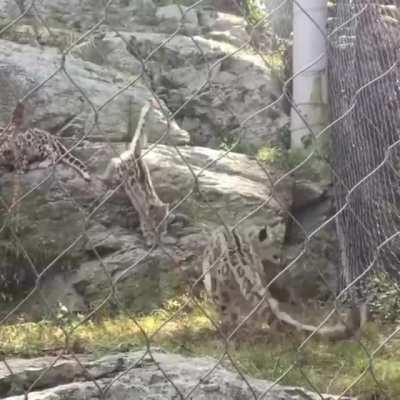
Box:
[0,349,353,400]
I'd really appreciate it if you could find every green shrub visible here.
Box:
[244,0,266,25]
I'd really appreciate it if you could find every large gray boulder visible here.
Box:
[0,39,190,146]
[0,350,353,399]
[123,31,288,149]
[1,1,287,151]
[0,0,141,31]
[155,4,200,34]
[206,12,250,46]
[0,143,292,320]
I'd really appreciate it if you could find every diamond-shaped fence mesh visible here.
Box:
[329,0,400,306]
[0,0,399,399]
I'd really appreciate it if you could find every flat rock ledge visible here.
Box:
[1,350,355,399]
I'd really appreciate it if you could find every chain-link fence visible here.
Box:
[329,0,400,308]
[0,0,399,399]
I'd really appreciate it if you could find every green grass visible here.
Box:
[1,296,399,399]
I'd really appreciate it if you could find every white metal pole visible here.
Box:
[290,0,328,149]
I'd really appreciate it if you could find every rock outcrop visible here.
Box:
[0,142,291,319]
[0,0,336,329]
[0,0,288,150]
[0,350,353,400]
[0,40,189,145]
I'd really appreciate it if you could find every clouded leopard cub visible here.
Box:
[202,225,354,339]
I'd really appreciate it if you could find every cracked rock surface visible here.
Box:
[0,350,353,400]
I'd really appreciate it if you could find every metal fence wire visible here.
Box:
[0,0,399,399]
[329,0,400,307]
